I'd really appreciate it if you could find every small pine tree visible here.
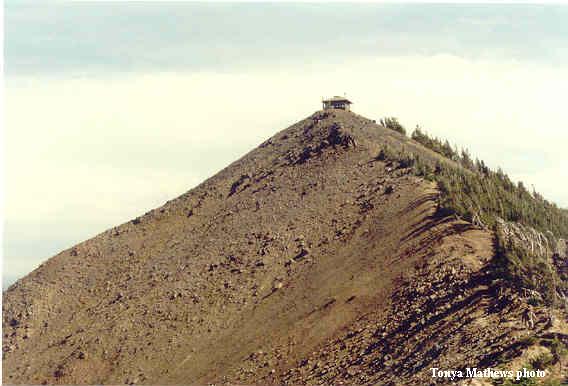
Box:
[380,117,407,136]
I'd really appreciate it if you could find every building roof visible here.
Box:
[323,96,352,104]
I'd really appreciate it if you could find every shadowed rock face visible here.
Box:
[2,110,563,385]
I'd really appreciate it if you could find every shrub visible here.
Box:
[530,352,554,370]
[407,129,568,239]
[380,117,406,136]
[375,130,568,305]
[541,380,562,386]
[550,337,567,365]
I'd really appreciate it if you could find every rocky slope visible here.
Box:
[3,110,566,385]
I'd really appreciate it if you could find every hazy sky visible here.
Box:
[4,2,568,287]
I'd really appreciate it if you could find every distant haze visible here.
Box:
[4,2,568,287]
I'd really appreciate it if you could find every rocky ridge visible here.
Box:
[3,110,566,385]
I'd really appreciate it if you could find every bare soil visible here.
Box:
[3,110,565,385]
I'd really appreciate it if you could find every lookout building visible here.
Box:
[322,96,352,111]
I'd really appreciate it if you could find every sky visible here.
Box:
[4,2,568,288]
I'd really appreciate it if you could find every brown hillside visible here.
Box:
[3,110,565,385]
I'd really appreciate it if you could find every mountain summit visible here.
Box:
[3,109,567,385]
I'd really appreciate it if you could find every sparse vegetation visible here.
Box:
[379,138,568,238]
[410,126,568,238]
[499,372,538,386]
[5,110,566,385]
[493,227,559,305]
[549,337,567,371]
[495,352,563,386]
[376,126,568,305]
[541,380,563,386]
[380,117,406,135]
[503,377,538,386]
[530,352,555,371]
